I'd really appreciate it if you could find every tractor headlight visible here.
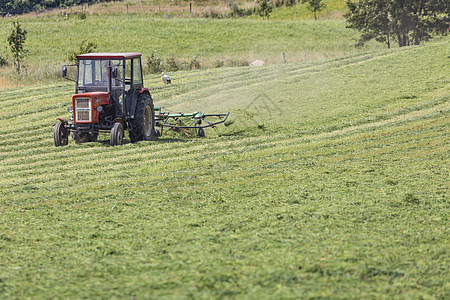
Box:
[67,106,73,113]
[97,106,103,112]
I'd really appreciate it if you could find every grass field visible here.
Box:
[0,33,448,298]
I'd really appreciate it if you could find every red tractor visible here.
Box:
[54,52,155,146]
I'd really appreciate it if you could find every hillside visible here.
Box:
[0,5,382,87]
[0,37,449,298]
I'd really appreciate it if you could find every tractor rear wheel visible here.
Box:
[129,94,155,143]
[54,122,68,147]
[110,122,124,146]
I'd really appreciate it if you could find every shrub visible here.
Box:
[203,10,223,19]
[165,56,179,72]
[0,55,7,67]
[213,59,224,68]
[275,0,298,8]
[257,0,273,18]
[67,40,98,63]
[78,11,87,20]
[189,56,201,70]
[147,51,163,74]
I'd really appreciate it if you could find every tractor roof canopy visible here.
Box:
[76,53,142,59]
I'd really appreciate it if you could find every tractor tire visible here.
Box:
[129,94,155,143]
[110,122,124,146]
[54,122,68,147]
[196,127,205,138]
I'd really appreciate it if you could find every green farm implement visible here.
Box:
[154,107,229,137]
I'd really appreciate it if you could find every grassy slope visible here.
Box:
[0,38,449,298]
[0,12,383,85]
[0,17,371,62]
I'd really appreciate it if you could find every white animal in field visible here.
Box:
[161,72,171,88]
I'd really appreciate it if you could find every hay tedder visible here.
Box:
[54,52,229,146]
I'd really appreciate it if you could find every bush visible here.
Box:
[78,11,87,20]
[213,59,224,68]
[189,56,201,70]
[257,0,273,18]
[165,56,179,72]
[275,0,298,8]
[147,51,163,74]
[203,10,223,19]
[67,40,98,63]
[0,55,7,67]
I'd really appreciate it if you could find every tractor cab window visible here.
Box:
[78,59,122,89]
[125,59,132,91]
[133,58,143,87]
[124,58,143,91]
[111,60,123,87]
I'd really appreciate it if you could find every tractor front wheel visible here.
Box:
[110,122,124,146]
[54,122,68,147]
[129,94,155,143]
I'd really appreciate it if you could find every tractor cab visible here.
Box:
[74,53,143,92]
[66,53,145,120]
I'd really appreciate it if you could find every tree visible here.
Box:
[303,0,326,20]
[7,21,28,74]
[345,0,450,49]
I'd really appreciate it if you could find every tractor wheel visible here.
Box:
[110,122,124,146]
[129,94,155,143]
[196,127,205,138]
[54,122,68,147]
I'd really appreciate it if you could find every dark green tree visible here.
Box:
[7,21,28,74]
[303,0,326,20]
[345,0,450,48]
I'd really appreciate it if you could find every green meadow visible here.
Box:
[0,2,449,298]
[0,7,384,86]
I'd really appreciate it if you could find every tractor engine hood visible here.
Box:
[72,92,110,123]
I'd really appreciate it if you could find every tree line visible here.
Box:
[0,0,109,16]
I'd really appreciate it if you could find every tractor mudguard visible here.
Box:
[126,88,151,119]
[125,89,139,119]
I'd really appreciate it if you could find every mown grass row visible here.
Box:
[0,38,449,298]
